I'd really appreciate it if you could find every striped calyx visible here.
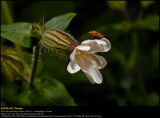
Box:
[40,28,79,58]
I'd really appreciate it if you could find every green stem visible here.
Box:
[30,43,41,88]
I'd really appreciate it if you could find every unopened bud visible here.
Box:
[1,46,24,81]
[40,28,79,58]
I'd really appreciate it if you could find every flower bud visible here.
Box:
[40,28,79,58]
[1,46,24,81]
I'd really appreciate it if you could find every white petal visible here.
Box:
[75,55,103,84]
[77,45,90,51]
[95,40,106,45]
[82,39,106,45]
[70,48,77,62]
[90,54,107,69]
[101,38,111,52]
[76,53,107,70]
[67,61,81,74]
[82,66,103,84]
[81,38,111,53]
[81,40,91,44]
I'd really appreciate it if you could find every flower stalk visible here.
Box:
[30,43,41,88]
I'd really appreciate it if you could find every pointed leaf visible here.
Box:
[44,12,76,31]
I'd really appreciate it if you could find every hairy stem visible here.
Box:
[30,43,41,88]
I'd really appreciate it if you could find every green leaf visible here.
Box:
[1,22,35,47]
[19,76,76,106]
[138,15,159,31]
[44,12,76,31]
[111,22,131,32]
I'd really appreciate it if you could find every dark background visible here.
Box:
[1,1,159,106]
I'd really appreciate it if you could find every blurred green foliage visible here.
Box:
[19,76,76,106]
[107,1,126,11]
[1,1,159,106]
[140,1,154,9]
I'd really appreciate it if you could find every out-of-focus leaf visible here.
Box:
[1,46,24,81]
[130,93,159,106]
[111,22,131,32]
[107,1,126,10]
[111,15,159,32]
[19,76,76,106]
[44,12,76,31]
[1,81,21,105]
[140,1,154,9]
[1,1,13,24]
[138,15,159,31]
[147,93,159,106]
[1,22,35,47]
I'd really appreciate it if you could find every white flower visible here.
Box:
[67,38,111,84]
